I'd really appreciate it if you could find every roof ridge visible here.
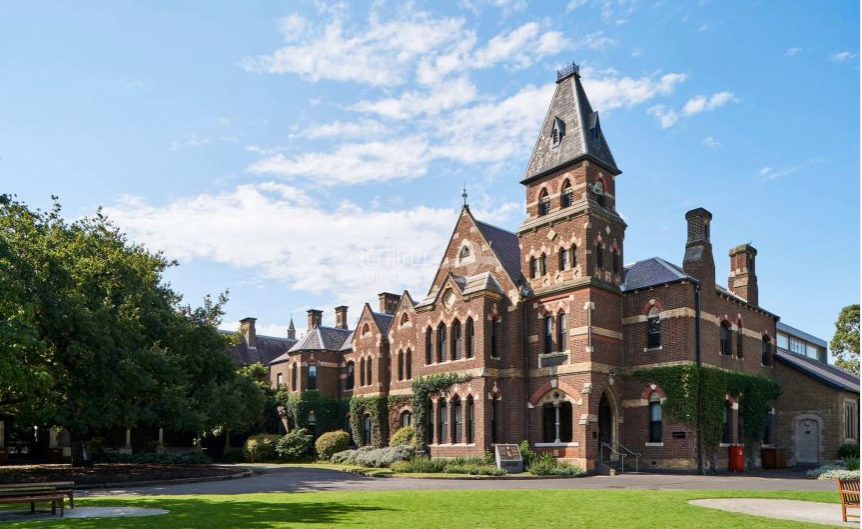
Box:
[474,217,517,236]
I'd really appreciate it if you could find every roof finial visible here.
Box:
[462,183,468,208]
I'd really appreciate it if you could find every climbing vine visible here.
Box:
[410,373,473,449]
[632,365,780,470]
[278,391,344,436]
[348,395,388,447]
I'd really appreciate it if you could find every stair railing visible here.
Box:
[615,443,642,474]
[599,442,627,473]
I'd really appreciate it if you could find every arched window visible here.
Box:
[540,254,547,276]
[277,373,284,388]
[291,363,297,390]
[648,391,662,443]
[452,397,463,443]
[561,180,573,208]
[559,247,569,270]
[397,351,404,381]
[363,414,372,446]
[426,398,435,444]
[308,364,318,390]
[346,361,355,390]
[466,397,475,443]
[405,349,412,379]
[362,323,370,336]
[452,319,462,361]
[570,245,578,268]
[438,399,448,444]
[762,335,772,366]
[491,398,500,443]
[425,328,433,365]
[720,321,731,355]
[359,358,366,386]
[437,323,447,363]
[596,243,604,269]
[401,410,412,428]
[366,358,373,386]
[647,307,661,349]
[542,399,573,443]
[465,318,475,358]
[737,322,744,359]
[401,313,409,327]
[721,401,732,444]
[557,311,567,353]
[539,189,550,216]
[544,315,553,354]
[612,249,619,274]
[460,245,470,260]
[490,318,501,358]
[530,257,540,278]
[551,117,565,147]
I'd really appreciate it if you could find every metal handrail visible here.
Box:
[615,442,642,474]
[600,442,627,473]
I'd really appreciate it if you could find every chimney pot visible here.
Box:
[728,244,759,305]
[307,309,323,331]
[239,317,257,348]
[378,292,400,315]
[334,306,349,330]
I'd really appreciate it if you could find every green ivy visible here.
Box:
[349,395,388,447]
[632,365,780,470]
[410,373,472,449]
[277,391,344,436]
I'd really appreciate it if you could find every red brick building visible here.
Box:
[265,63,859,471]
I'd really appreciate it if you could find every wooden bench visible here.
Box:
[0,494,65,517]
[837,478,860,522]
[0,482,74,508]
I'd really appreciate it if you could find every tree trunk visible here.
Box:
[223,429,231,456]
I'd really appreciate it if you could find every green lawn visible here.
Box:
[2,490,839,529]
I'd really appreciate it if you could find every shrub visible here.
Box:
[391,457,448,473]
[844,455,860,471]
[275,429,313,462]
[837,443,860,459]
[243,434,281,462]
[519,440,536,469]
[315,430,351,461]
[527,454,557,476]
[95,451,212,465]
[549,462,586,476]
[390,426,419,448]
[331,446,413,468]
[484,449,495,465]
[818,469,861,481]
[444,464,507,476]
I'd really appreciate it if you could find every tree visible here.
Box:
[0,194,267,463]
[831,304,860,375]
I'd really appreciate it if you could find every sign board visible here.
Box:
[494,444,524,473]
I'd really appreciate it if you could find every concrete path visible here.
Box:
[82,465,836,496]
[689,498,858,527]
[0,507,168,523]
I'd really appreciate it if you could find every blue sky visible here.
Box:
[1,1,859,353]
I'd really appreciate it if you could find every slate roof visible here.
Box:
[776,350,860,393]
[522,68,619,183]
[224,332,296,367]
[271,325,353,364]
[372,312,394,334]
[621,257,695,291]
[462,272,504,296]
[474,219,522,283]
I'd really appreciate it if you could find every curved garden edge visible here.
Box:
[74,468,255,489]
[278,464,584,480]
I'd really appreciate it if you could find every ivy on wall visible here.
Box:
[277,391,344,436]
[348,395,388,447]
[410,373,472,449]
[632,365,780,470]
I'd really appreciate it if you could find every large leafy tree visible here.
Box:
[831,304,860,375]
[0,195,267,462]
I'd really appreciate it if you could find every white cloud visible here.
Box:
[277,14,308,41]
[682,91,738,116]
[247,137,431,184]
[630,47,642,58]
[566,0,590,10]
[578,31,617,51]
[351,77,479,119]
[784,47,802,57]
[580,68,687,111]
[702,135,720,148]
[647,105,679,129]
[303,119,388,139]
[758,158,823,181]
[830,51,859,62]
[170,133,210,151]
[104,183,518,318]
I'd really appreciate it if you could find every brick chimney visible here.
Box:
[334,306,349,330]
[378,292,399,315]
[239,317,257,348]
[728,244,758,306]
[307,309,323,331]
[682,208,715,296]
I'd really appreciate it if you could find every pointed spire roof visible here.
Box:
[287,316,296,340]
[522,63,619,184]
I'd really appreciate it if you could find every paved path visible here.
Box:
[82,465,836,496]
[690,498,858,527]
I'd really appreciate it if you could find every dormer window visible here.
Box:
[460,246,470,259]
[551,117,565,148]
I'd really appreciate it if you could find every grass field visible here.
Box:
[0,489,839,528]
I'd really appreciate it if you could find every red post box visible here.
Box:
[728,444,744,473]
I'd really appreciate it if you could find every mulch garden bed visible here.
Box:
[0,464,240,485]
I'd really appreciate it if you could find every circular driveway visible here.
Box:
[83,465,836,496]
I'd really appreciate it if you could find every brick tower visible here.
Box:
[517,63,626,469]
